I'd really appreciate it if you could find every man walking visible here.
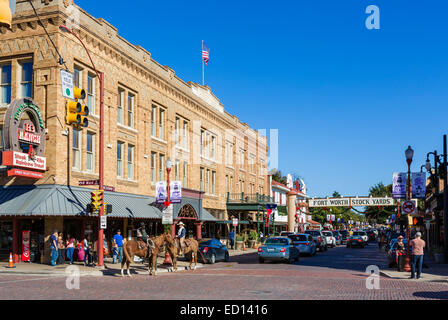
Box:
[49,230,58,266]
[229,228,235,250]
[113,230,124,264]
[410,232,426,279]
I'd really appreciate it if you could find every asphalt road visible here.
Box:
[0,241,447,300]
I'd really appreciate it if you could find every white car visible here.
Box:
[353,231,368,243]
[322,231,336,248]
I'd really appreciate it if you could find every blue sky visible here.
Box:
[76,0,448,198]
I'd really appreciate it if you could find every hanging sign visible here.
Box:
[156,181,167,204]
[162,204,173,225]
[170,181,182,203]
[412,172,426,199]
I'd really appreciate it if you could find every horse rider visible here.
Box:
[177,221,187,254]
[136,222,149,250]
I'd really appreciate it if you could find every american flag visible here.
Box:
[202,41,210,65]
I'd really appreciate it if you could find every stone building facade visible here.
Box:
[0,0,269,262]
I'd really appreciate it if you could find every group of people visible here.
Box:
[394,232,426,279]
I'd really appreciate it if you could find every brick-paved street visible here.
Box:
[0,241,447,300]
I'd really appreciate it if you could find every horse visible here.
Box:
[165,234,204,272]
[121,233,170,277]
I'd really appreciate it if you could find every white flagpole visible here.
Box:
[202,40,205,86]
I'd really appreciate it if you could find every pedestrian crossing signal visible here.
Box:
[66,87,88,128]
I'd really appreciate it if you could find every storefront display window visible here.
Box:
[0,220,13,258]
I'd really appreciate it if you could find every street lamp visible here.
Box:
[163,158,173,265]
[403,146,413,272]
[60,24,105,267]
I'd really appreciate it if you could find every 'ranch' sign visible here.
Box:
[309,197,395,207]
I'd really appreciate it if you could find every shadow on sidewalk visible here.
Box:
[413,291,448,300]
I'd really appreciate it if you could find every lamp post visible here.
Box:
[163,158,173,265]
[60,25,105,267]
[403,146,414,272]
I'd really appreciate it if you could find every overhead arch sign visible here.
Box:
[309,197,395,207]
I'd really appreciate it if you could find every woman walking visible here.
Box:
[396,236,405,271]
[57,232,65,265]
[66,234,75,264]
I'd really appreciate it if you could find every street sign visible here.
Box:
[103,185,115,192]
[401,200,416,215]
[162,204,173,225]
[79,179,99,186]
[232,218,238,227]
[60,69,74,100]
[100,216,107,229]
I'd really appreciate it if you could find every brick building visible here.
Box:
[0,0,269,263]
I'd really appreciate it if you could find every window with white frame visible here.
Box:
[210,135,215,160]
[175,117,180,146]
[183,121,188,149]
[212,171,216,195]
[117,141,124,178]
[206,169,210,194]
[0,63,11,104]
[87,73,95,114]
[74,66,82,88]
[230,176,233,194]
[151,152,157,183]
[249,154,256,174]
[239,149,245,167]
[159,154,164,181]
[20,61,33,98]
[158,108,164,140]
[128,144,134,180]
[86,132,95,172]
[200,167,204,191]
[182,162,188,187]
[128,93,134,128]
[117,88,124,125]
[151,105,156,137]
[175,159,180,181]
[72,129,81,170]
[226,141,233,166]
[200,129,205,156]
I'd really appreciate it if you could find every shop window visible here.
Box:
[0,220,13,258]
[0,63,11,104]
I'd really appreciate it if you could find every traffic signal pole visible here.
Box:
[98,72,104,267]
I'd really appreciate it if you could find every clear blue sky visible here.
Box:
[76,0,448,198]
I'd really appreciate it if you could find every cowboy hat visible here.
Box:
[177,221,185,226]
[397,235,404,239]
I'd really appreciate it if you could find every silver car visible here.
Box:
[322,231,336,248]
[288,233,317,256]
[258,237,300,264]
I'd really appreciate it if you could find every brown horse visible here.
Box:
[121,233,170,277]
[165,234,204,272]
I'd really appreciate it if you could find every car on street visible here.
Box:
[346,235,366,248]
[198,238,230,264]
[352,231,368,243]
[258,237,300,264]
[305,230,328,252]
[280,231,295,237]
[322,231,336,248]
[339,230,350,244]
[332,230,342,245]
[288,233,317,256]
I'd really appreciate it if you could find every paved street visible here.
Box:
[0,241,447,300]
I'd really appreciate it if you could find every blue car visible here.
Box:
[258,237,300,264]
[198,238,229,264]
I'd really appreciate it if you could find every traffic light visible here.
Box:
[413,217,424,226]
[0,0,12,28]
[90,190,104,212]
[66,87,88,128]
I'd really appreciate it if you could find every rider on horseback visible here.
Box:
[136,222,149,250]
[177,221,187,255]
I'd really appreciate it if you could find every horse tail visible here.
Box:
[122,240,133,264]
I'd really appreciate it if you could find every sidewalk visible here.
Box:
[0,248,257,277]
[380,256,448,283]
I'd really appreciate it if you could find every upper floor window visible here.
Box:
[183,161,188,188]
[20,62,33,98]
[158,109,165,140]
[72,129,81,170]
[210,136,216,159]
[175,117,180,146]
[0,63,11,104]
[128,145,134,180]
[87,73,95,114]
[150,152,157,183]
[86,132,95,172]
[128,93,134,128]
[117,141,124,178]
[183,121,188,149]
[159,154,165,181]
[200,167,204,191]
[151,106,156,137]
[175,159,180,181]
[74,66,82,88]
[117,88,124,125]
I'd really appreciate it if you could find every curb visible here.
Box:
[380,270,448,283]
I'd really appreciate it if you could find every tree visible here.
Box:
[271,169,287,185]
[364,182,396,224]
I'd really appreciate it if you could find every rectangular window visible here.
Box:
[200,130,204,156]
[230,176,233,194]
[159,109,164,140]
[151,152,157,183]
[225,175,229,193]
[0,64,11,104]
[175,117,180,146]
[183,121,188,149]
[87,73,95,114]
[183,161,188,187]
[206,169,210,194]
[159,154,165,181]
[212,171,216,195]
[128,93,134,128]
[86,132,95,172]
[74,66,82,88]
[151,106,156,136]
[72,129,81,170]
[200,167,204,191]
[117,88,124,125]
[210,136,215,159]
[117,141,124,178]
[20,62,33,98]
[128,145,134,180]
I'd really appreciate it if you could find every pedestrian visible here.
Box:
[57,232,65,265]
[112,230,123,264]
[396,236,405,271]
[410,232,426,279]
[259,231,264,243]
[65,234,75,264]
[229,228,235,250]
[49,230,58,266]
[83,235,92,266]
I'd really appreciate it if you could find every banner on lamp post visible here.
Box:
[412,172,426,199]
[156,181,167,204]
[170,181,182,203]
[392,172,407,199]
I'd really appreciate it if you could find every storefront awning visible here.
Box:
[200,208,217,221]
[215,220,250,224]
[0,184,162,219]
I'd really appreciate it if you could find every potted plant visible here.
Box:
[235,234,244,251]
[433,246,445,264]
[248,230,258,248]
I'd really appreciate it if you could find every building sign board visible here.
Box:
[162,204,173,224]
[2,151,46,171]
[60,69,75,100]
[309,197,394,207]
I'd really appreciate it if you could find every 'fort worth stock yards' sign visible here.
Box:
[308,197,395,207]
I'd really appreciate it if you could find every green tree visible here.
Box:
[364,182,396,224]
[271,169,287,185]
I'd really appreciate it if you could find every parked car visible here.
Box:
[305,230,328,252]
[280,231,296,237]
[288,233,317,256]
[339,230,350,244]
[258,237,300,264]
[332,230,342,245]
[322,231,336,248]
[346,235,366,248]
[352,231,368,243]
[198,238,230,264]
